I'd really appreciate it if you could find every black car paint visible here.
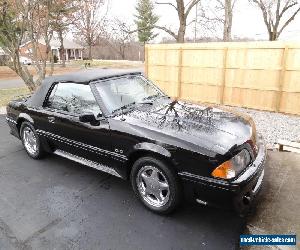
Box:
[6,71,266,212]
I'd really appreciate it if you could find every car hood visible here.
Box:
[118,99,256,156]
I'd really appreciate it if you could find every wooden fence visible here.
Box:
[145,42,300,115]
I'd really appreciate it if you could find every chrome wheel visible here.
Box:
[136,165,170,208]
[23,127,38,155]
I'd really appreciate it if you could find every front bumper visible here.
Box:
[180,141,267,214]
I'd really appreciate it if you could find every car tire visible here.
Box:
[20,121,45,159]
[131,156,182,214]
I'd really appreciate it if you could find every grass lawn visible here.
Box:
[0,87,30,107]
[0,65,82,80]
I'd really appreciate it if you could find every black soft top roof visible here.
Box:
[43,68,142,85]
[27,69,142,107]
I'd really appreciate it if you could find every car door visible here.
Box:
[36,82,121,169]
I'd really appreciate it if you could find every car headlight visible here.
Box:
[211,149,251,179]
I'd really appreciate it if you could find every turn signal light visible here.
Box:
[211,161,235,179]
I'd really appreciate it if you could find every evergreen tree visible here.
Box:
[134,0,159,43]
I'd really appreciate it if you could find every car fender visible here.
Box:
[16,112,53,153]
[133,142,172,158]
[17,113,34,124]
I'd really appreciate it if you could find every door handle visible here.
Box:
[48,116,55,123]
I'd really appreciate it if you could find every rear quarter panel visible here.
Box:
[6,96,31,138]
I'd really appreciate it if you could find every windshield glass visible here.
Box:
[94,75,164,113]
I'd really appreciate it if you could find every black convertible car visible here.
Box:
[6,69,266,214]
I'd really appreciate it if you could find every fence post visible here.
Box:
[144,45,149,77]
[220,47,228,104]
[177,47,183,98]
[277,46,288,112]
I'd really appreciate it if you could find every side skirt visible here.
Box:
[54,149,122,178]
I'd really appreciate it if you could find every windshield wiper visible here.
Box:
[112,102,136,114]
[137,101,154,105]
[142,93,161,101]
[139,93,169,105]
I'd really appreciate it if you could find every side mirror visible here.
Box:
[79,113,97,123]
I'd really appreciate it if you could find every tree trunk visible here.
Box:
[176,0,186,43]
[269,31,278,41]
[22,75,36,92]
[223,0,232,41]
[121,48,126,60]
[18,68,36,92]
[58,31,66,67]
[49,52,54,76]
[177,25,186,43]
[88,44,92,60]
[5,48,37,92]
[143,41,146,62]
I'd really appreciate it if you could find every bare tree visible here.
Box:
[155,0,201,42]
[222,0,236,41]
[198,0,237,41]
[73,0,107,60]
[50,0,78,67]
[0,0,55,91]
[250,0,300,41]
[104,19,133,60]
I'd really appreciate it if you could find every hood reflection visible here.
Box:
[118,99,255,155]
[128,99,251,137]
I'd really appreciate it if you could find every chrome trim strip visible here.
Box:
[178,172,230,186]
[54,149,122,178]
[36,129,127,161]
[6,117,17,124]
[253,169,264,193]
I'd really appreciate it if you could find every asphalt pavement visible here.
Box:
[0,115,245,250]
[0,79,26,89]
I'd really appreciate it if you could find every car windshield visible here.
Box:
[94,75,164,114]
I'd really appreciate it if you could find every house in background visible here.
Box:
[20,39,84,62]
[50,39,84,61]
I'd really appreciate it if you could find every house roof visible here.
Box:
[48,39,84,49]
[20,38,83,49]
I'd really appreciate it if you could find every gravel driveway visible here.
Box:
[232,107,300,149]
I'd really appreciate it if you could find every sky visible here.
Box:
[108,0,300,42]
